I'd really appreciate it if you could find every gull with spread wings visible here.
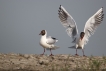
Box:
[58,5,104,56]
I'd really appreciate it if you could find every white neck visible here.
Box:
[44,30,47,37]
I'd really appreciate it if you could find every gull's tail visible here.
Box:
[68,46,83,49]
[68,46,76,49]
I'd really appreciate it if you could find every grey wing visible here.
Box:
[58,5,78,43]
[46,36,58,44]
[84,7,104,45]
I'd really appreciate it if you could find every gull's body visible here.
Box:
[58,5,104,56]
[39,30,59,56]
[76,37,85,49]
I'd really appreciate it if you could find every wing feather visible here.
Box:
[84,7,104,44]
[58,5,78,42]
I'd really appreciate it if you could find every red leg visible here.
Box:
[82,49,86,57]
[49,48,54,56]
[41,48,45,55]
[75,48,79,56]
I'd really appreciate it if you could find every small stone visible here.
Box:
[39,59,49,65]
[71,59,74,62]
[24,54,30,59]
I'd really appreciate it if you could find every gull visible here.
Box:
[39,30,59,56]
[58,5,104,56]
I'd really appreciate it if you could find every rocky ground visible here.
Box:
[0,53,106,71]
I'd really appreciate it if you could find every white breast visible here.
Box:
[40,36,51,48]
[76,37,84,48]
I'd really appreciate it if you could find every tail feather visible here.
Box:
[68,46,82,49]
[68,46,76,49]
[55,39,58,42]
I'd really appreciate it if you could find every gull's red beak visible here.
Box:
[81,37,83,40]
[39,33,41,35]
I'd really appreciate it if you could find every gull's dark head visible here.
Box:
[80,32,85,40]
[39,30,46,36]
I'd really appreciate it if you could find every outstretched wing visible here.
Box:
[58,5,78,43]
[84,7,104,44]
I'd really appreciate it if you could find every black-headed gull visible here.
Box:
[58,5,104,56]
[39,30,59,56]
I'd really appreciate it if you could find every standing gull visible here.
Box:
[39,30,59,56]
[58,5,104,56]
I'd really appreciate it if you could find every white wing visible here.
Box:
[58,5,78,43]
[46,36,58,44]
[84,7,104,44]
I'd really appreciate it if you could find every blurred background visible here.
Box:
[0,0,106,56]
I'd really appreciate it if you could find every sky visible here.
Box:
[0,0,106,56]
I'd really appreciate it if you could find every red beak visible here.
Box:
[81,38,82,40]
[81,37,83,40]
[39,33,41,35]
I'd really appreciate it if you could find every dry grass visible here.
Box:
[43,55,106,71]
[0,53,106,71]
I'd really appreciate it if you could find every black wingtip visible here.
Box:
[59,5,61,9]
